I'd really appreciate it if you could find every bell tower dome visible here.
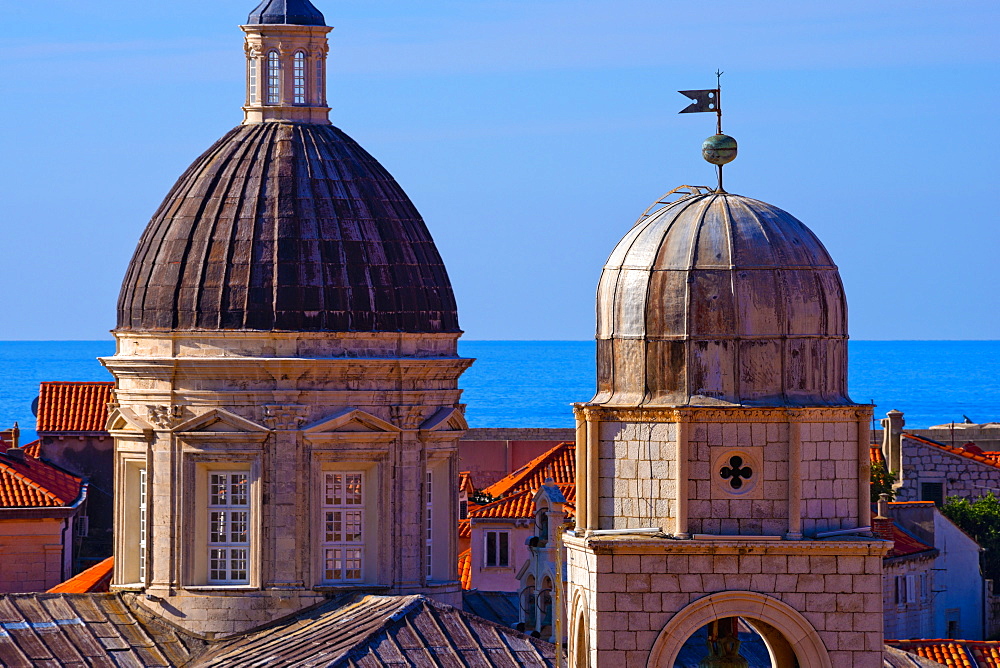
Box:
[103,0,470,637]
[564,132,888,665]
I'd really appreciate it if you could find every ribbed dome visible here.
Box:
[117,122,459,333]
[247,0,325,26]
[594,192,850,407]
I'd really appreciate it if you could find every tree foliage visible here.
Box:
[870,461,897,502]
[941,492,1000,583]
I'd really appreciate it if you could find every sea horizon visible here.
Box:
[2,340,998,442]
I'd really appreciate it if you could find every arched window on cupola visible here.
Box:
[315,59,324,105]
[293,51,307,105]
[266,51,280,105]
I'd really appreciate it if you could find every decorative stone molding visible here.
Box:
[263,404,309,431]
[146,405,181,430]
[391,405,428,431]
[563,533,891,557]
[574,404,862,424]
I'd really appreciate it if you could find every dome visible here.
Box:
[247,0,326,26]
[117,122,459,333]
[594,192,850,407]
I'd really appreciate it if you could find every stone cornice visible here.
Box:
[562,533,891,557]
[573,404,871,423]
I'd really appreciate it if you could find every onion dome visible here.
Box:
[117,122,459,333]
[594,192,850,407]
[247,0,326,26]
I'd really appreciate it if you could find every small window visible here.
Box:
[207,472,250,584]
[485,530,510,567]
[921,482,944,506]
[426,470,433,578]
[248,58,258,105]
[139,468,148,582]
[266,51,280,105]
[321,472,364,583]
[459,500,468,520]
[293,51,307,104]
[315,60,324,104]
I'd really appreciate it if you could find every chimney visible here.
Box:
[4,448,25,463]
[872,493,895,546]
[881,410,905,485]
[10,422,18,450]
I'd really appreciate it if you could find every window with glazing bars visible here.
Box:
[426,470,433,578]
[485,530,509,567]
[138,468,147,582]
[322,472,364,582]
[208,472,250,584]
[293,52,306,104]
[266,51,280,105]
[248,57,258,105]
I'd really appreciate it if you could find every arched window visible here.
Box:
[293,51,307,104]
[266,51,280,105]
[248,58,258,105]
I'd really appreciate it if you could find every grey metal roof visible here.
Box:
[594,192,851,407]
[463,590,521,629]
[117,122,460,333]
[191,594,556,667]
[0,593,203,667]
[248,0,326,26]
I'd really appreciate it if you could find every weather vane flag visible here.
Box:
[678,70,737,193]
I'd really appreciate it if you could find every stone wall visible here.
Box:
[597,422,677,530]
[565,535,888,667]
[882,555,935,641]
[896,435,1000,503]
[0,518,67,592]
[799,421,861,534]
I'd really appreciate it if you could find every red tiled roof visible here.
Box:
[36,382,114,433]
[888,640,1000,667]
[888,524,936,559]
[483,442,575,499]
[458,519,471,539]
[870,445,885,465]
[458,471,476,495]
[470,489,534,519]
[48,557,114,594]
[458,549,472,590]
[906,433,1000,473]
[21,440,42,458]
[0,440,83,508]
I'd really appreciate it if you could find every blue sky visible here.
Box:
[1,0,997,340]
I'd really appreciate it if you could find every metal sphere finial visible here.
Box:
[702,134,738,166]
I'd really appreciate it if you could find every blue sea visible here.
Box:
[1,341,998,442]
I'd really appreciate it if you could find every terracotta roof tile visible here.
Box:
[458,519,471,539]
[470,489,534,519]
[36,381,114,433]
[458,471,476,495]
[482,442,575,499]
[48,557,114,593]
[888,640,1000,667]
[458,549,472,590]
[870,445,886,465]
[0,440,83,508]
[21,439,42,458]
[906,433,1000,473]
[888,524,936,559]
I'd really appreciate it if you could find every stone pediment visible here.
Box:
[105,406,153,433]
[419,407,468,433]
[304,408,401,437]
[173,408,269,434]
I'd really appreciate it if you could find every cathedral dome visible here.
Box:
[594,191,850,407]
[117,122,459,333]
[247,0,326,26]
